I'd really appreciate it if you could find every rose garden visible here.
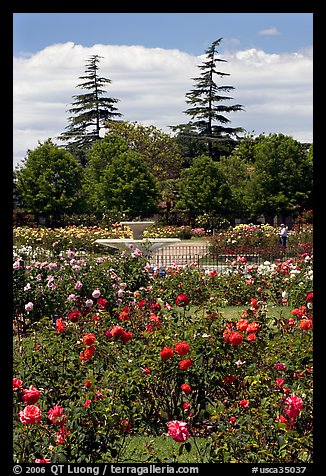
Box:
[12,221,313,464]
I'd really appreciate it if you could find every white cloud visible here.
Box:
[13,42,313,168]
[258,26,282,36]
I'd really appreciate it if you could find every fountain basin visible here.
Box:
[96,221,180,254]
[120,221,155,240]
[95,238,181,253]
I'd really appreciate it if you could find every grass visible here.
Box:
[117,435,212,463]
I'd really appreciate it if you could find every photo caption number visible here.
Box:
[26,468,46,474]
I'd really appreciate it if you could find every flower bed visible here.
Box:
[13,227,313,463]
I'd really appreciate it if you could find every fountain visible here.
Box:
[95,221,181,254]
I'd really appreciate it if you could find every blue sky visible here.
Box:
[13,13,313,169]
[14,13,312,57]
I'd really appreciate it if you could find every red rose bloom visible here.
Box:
[97,297,107,310]
[299,319,313,330]
[111,325,125,338]
[120,419,132,432]
[179,358,193,370]
[22,385,41,405]
[239,399,250,408]
[121,330,133,343]
[236,319,249,331]
[55,317,66,333]
[82,333,97,346]
[175,341,190,357]
[246,322,260,333]
[175,294,189,307]
[306,292,313,302]
[167,420,190,442]
[160,346,174,360]
[247,332,257,342]
[229,331,243,346]
[138,299,147,309]
[48,405,67,426]
[80,345,96,361]
[181,383,191,395]
[13,378,23,391]
[118,310,130,321]
[68,310,81,323]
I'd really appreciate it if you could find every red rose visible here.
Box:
[118,310,130,321]
[80,345,96,361]
[13,378,23,391]
[120,419,132,432]
[48,405,67,426]
[22,385,41,405]
[299,319,313,330]
[68,310,81,323]
[229,331,243,346]
[175,341,190,357]
[236,319,249,331]
[160,346,174,360]
[247,333,257,341]
[175,294,189,307]
[97,297,107,310]
[111,325,125,338]
[178,358,193,370]
[239,399,250,408]
[121,330,133,343]
[306,292,313,302]
[167,420,190,442]
[181,383,191,395]
[55,317,66,333]
[82,333,97,346]
[246,322,260,333]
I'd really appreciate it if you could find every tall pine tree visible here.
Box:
[172,38,244,160]
[59,54,122,165]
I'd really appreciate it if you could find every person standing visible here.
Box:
[280,224,287,248]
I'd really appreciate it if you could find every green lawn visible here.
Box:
[117,435,212,463]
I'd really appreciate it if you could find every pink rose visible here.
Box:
[285,393,303,419]
[19,405,42,424]
[48,405,67,426]
[13,378,23,391]
[25,302,34,312]
[167,420,190,442]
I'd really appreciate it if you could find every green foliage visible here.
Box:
[15,139,84,224]
[176,155,233,225]
[99,150,159,219]
[249,134,313,218]
[105,121,183,181]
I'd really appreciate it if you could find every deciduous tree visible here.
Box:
[15,139,84,225]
